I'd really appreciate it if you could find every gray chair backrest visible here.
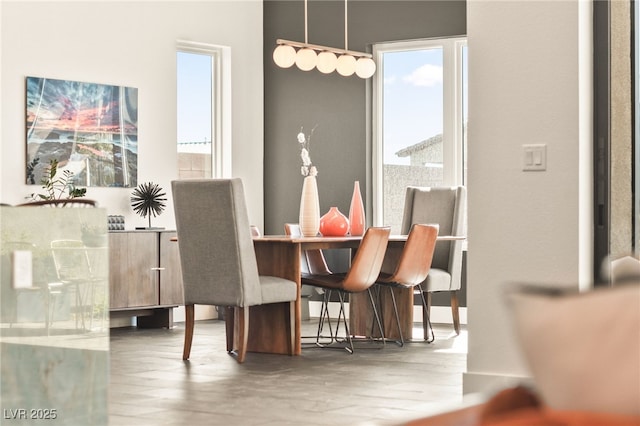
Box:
[172,179,262,307]
[400,186,466,290]
[610,255,640,285]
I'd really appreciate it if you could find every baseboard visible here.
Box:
[167,302,467,325]
[462,371,532,395]
[168,305,218,323]
[425,306,467,325]
[308,301,467,325]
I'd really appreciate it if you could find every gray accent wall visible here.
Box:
[263,0,466,235]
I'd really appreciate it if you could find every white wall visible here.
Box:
[1,0,265,229]
[464,0,593,393]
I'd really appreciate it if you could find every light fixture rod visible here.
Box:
[276,39,372,59]
[344,0,348,51]
[304,0,308,44]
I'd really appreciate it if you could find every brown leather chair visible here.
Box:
[250,225,262,237]
[300,227,391,353]
[376,224,439,344]
[18,199,98,207]
[284,223,331,275]
[284,223,330,327]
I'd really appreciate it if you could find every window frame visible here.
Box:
[371,37,467,227]
[176,40,232,178]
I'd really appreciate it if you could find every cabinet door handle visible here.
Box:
[150,267,166,271]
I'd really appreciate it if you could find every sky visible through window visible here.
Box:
[382,48,443,165]
[177,52,212,154]
[176,48,460,164]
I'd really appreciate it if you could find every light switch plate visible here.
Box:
[12,250,33,289]
[523,144,547,171]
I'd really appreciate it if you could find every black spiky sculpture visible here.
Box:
[131,182,167,229]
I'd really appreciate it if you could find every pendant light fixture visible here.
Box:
[273,0,376,79]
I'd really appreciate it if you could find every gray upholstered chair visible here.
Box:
[401,186,466,337]
[610,255,640,285]
[172,179,298,363]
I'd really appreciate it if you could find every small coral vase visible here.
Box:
[299,175,320,237]
[320,207,349,237]
[349,181,366,236]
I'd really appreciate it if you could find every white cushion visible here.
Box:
[507,283,640,416]
[423,268,452,292]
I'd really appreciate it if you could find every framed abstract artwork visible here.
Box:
[26,76,138,187]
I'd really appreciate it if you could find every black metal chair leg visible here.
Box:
[388,287,405,346]
[313,290,335,346]
[417,284,435,343]
[367,288,386,348]
[337,292,354,353]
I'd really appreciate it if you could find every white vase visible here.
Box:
[299,175,320,237]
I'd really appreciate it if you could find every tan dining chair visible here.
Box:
[172,178,298,363]
[375,224,439,345]
[401,186,466,338]
[300,226,391,353]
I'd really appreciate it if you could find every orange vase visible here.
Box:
[319,207,349,237]
[349,181,365,236]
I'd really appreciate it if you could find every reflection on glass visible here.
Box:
[1,206,109,424]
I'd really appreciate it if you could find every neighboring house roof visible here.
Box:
[395,133,442,157]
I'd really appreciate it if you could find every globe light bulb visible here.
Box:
[336,54,356,76]
[295,48,318,71]
[273,45,296,68]
[316,51,338,74]
[355,57,376,79]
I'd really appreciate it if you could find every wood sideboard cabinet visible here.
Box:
[109,230,184,328]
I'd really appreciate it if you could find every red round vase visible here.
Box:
[319,207,350,236]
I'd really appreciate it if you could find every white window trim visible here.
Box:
[176,40,232,178]
[372,37,467,226]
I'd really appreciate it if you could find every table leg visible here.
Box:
[251,241,302,355]
[349,245,414,340]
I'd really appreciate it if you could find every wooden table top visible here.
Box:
[172,234,465,245]
[252,234,465,250]
[253,234,465,242]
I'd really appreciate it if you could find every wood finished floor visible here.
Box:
[109,319,467,426]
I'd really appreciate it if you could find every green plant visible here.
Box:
[28,159,86,201]
[26,157,40,184]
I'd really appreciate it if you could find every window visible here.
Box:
[372,38,467,232]
[176,41,231,179]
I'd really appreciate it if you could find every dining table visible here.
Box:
[248,234,464,355]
